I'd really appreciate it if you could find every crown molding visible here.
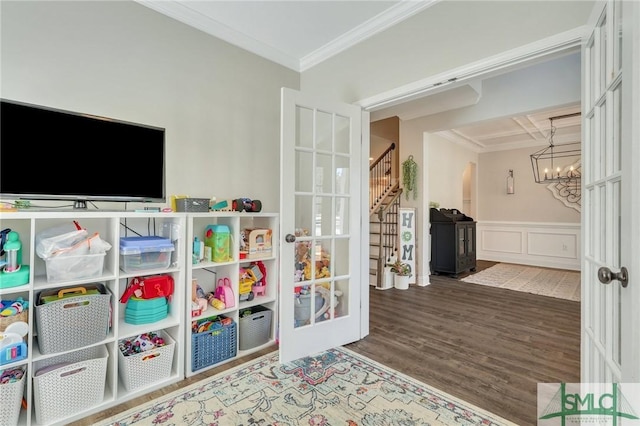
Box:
[299,0,440,72]
[136,0,438,73]
[135,0,300,70]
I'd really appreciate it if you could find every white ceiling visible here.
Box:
[136,0,581,151]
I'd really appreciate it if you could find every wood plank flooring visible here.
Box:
[347,260,580,425]
[73,261,580,426]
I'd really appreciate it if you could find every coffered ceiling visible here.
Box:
[435,105,582,152]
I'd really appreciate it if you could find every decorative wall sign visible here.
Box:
[398,208,416,284]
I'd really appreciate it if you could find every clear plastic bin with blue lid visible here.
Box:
[119,236,175,273]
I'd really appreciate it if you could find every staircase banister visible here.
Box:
[376,187,402,221]
[369,142,395,171]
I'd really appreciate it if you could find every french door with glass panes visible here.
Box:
[581,0,640,386]
[279,87,369,363]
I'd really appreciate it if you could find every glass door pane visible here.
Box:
[292,105,352,329]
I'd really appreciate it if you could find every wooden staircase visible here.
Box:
[369,142,400,288]
[369,185,402,288]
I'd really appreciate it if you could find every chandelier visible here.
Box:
[530,112,581,206]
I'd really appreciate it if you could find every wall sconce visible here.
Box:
[507,169,514,194]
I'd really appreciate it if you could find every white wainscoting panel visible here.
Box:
[477,221,581,271]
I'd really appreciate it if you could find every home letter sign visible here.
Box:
[399,208,416,284]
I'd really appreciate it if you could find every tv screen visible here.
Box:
[0,99,166,208]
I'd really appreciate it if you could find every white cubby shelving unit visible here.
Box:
[0,211,186,426]
[185,212,278,377]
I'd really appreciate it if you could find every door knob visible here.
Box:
[597,266,629,288]
[285,234,296,243]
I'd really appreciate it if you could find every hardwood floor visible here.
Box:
[347,260,581,425]
[73,261,580,426]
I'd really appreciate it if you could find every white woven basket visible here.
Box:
[33,345,108,424]
[118,330,175,391]
[35,285,111,354]
[0,367,26,426]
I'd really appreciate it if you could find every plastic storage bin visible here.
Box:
[35,284,111,354]
[118,330,175,391]
[191,317,237,371]
[0,366,26,426]
[33,345,108,424]
[239,306,272,350]
[45,252,105,282]
[120,236,175,273]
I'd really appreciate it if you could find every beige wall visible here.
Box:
[478,147,580,222]
[1,1,299,211]
[428,134,479,213]
[301,1,594,104]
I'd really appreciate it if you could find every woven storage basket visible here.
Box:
[33,345,108,424]
[0,366,26,426]
[0,308,28,332]
[175,198,210,212]
[239,306,272,350]
[35,284,111,354]
[191,318,236,371]
[118,330,175,391]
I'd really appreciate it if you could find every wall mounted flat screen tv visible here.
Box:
[0,99,166,209]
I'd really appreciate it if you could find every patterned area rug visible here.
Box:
[98,346,515,425]
[460,263,581,301]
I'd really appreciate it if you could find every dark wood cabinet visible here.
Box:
[430,208,476,277]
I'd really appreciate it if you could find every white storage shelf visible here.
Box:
[185,212,278,377]
[0,211,186,426]
[0,211,278,423]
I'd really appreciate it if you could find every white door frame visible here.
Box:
[357,6,640,384]
[619,0,640,382]
[358,29,585,291]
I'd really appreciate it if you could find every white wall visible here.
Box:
[1,1,299,212]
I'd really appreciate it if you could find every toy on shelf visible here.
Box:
[210,198,262,212]
[206,293,225,310]
[250,261,267,297]
[0,230,30,288]
[238,268,256,302]
[214,277,235,308]
[204,225,231,263]
[118,331,167,356]
[191,280,208,317]
[0,297,29,317]
[192,237,205,264]
[234,198,262,212]
[241,228,272,259]
[0,297,30,360]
